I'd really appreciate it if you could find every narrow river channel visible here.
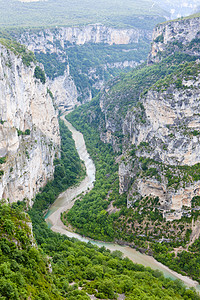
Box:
[45,114,200,293]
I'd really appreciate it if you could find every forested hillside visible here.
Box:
[1,200,199,300]
[0,0,166,28]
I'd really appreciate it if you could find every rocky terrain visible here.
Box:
[148,15,200,64]
[0,41,60,204]
[98,16,200,221]
[15,25,152,109]
[19,25,152,49]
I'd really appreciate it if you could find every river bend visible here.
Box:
[45,115,200,292]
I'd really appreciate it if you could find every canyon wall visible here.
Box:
[99,16,200,221]
[19,25,152,51]
[148,16,200,63]
[16,25,151,109]
[0,43,60,204]
[121,70,200,220]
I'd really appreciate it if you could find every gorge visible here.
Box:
[46,114,200,292]
[0,1,200,299]
[14,24,154,108]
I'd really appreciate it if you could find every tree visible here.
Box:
[34,66,46,84]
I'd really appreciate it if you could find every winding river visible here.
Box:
[45,115,200,293]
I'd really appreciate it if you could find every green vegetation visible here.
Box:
[154,34,164,43]
[151,31,200,64]
[47,88,54,100]
[64,98,126,241]
[99,52,197,136]
[163,12,200,23]
[153,239,200,283]
[34,66,46,84]
[35,42,150,102]
[152,61,200,92]
[64,111,200,283]
[0,101,200,298]
[36,42,150,80]
[0,156,6,164]
[17,129,31,136]
[8,112,192,300]
[0,0,166,29]
[33,119,85,212]
[131,156,200,190]
[64,55,200,282]
[63,104,172,246]
[192,196,200,208]
[0,38,35,67]
[0,201,64,300]
[0,201,198,300]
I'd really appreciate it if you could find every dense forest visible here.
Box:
[1,200,199,299]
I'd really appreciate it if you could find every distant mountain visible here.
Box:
[154,0,200,19]
[0,0,167,28]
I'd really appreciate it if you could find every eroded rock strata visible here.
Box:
[17,25,152,109]
[0,43,60,204]
[99,16,200,221]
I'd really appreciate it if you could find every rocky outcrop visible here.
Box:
[148,16,200,63]
[16,25,151,110]
[98,14,200,220]
[118,64,200,220]
[0,43,60,204]
[124,78,200,166]
[19,25,152,52]
[48,69,79,111]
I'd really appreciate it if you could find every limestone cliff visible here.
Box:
[98,16,200,221]
[0,42,60,204]
[16,25,151,109]
[120,66,200,220]
[48,69,79,111]
[148,15,200,64]
[19,25,152,50]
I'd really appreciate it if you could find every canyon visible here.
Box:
[1,2,200,299]
[16,25,152,109]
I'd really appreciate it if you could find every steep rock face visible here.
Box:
[17,25,151,110]
[119,66,200,220]
[124,80,200,166]
[48,69,79,111]
[19,25,152,51]
[0,43,60,204]
[98,15,200,220]
[148,16,200,63]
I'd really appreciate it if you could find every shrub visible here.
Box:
[34,66,46,84]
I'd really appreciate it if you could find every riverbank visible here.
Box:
[45,114,96,232]
[45,115,200,293]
